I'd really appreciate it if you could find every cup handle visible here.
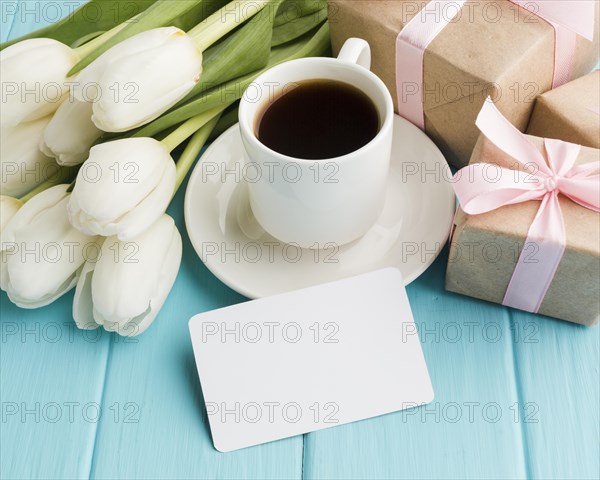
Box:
[336,38,371,70]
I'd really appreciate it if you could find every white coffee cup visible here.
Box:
[239,38,394,249]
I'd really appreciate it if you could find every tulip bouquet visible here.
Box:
[1,0,330,336]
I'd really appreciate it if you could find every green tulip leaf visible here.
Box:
[170,0,228,32]
[272,5,327,46]
[0,0,156,50]
[70,31,107,49]
[183,3,277,101]
[274,0,326,27]
[132,21,330,139]
[67,0,226,76]
[208,102,240,140]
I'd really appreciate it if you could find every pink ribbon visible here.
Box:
[511,0,595,87]
[453,100,600,313]
[396,0,596,129]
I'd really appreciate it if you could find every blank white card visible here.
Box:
[189,267,434,452]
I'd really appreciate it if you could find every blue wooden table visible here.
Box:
[1,3,599,479]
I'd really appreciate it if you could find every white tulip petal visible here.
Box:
[0,250,9,291]
[92,216,171,320]
[5,196,93,302]
[1,115,57,197]
[92,79,198,132]
[129,220,182,336]
[0,196,23,232]
[0,194,22,285]
[41,99,102,166]
[73,27,184,102]
[6,265,81,309]
[114,159,175,240]
[1,184,69,247]
[72,248,103,330]
[1,184,69,292]
[0,38,78,127]
[91,30,202,132]
[70,138,168,219]
[68,138,175,238]
[0,184,97,307]
[91,214,182,336]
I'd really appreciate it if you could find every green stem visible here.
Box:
[174,114,222,194]
[209,104,240,140]
[188,0,271,52]
[161,105,229,152]
[73,19,132,60]
[19,166,78,203]
[71,31,105,49]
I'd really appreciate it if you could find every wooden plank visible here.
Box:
[88,188,304,479]
[511,310,600,480]
[1,293,111,479]
[303,254,528,480]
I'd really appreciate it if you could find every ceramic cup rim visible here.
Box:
[238,56,394,165]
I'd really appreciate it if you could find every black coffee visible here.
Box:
[256,79,379,160]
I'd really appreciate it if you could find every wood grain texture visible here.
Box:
[510,310,600,480]
[88,189,304,480]
[0,294,110,480]
[1,3,599,480]
[304,255,528,480]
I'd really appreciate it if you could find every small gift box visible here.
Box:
[527,70,600,149]
[445,101,600,326]
[328,0,599,168]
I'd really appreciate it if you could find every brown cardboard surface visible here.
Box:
[527,70,600,148]
[445,134,600,326]
[329,0,600,167]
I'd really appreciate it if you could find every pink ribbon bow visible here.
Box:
[453,100,600,313]
[396,0,596,129]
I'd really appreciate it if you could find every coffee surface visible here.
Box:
[256,79,379,160]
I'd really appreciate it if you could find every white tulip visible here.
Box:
[0,38,78,128]
[72,28,175,102]
[1,115,58,197]
[72,27,202,132]
[0,196,23,232]
[68,137,176,240]
[40,99,103,166]
[73,214,182,336]
[1,184,98,308]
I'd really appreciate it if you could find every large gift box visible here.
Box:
[527,70,600,149]
[328,0,599,168]
[445,101,600,326]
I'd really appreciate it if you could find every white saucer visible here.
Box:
[184,115,455,299]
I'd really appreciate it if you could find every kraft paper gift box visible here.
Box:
[527,70,600,149]
[328,0,600,168]
[445,104,600,326]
